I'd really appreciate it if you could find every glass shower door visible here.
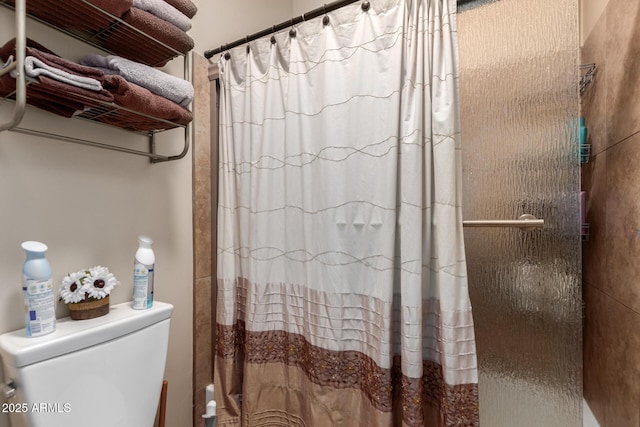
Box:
[458,0,581,426]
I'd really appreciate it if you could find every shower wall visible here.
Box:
[581,0,640,425]
[458,1,581,426]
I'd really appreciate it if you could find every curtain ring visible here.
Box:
[220,45,230,60]
[245,36,250,53]
[289,19,297,38]
[362,1,370,12]
[322,4,330,26]
[270,26,277,45]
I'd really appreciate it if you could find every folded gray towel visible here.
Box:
[80,54,193,107]
[132,0,191,31]
[24,56,104,91]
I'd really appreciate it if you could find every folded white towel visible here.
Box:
[133,0,191,31]
[80,54,193,107]
[1,55,13,75]
[24,56,103,91]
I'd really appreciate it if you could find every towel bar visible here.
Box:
[463,214,544,230]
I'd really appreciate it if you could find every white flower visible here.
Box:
[59,266,119,304]
[85,266,119,300]
[59,270,89,304]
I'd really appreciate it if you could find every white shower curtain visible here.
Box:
[215,0,478,425]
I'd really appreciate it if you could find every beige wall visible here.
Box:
[292,0,326,15]
[580,0,610,44]
[191,0,293,55]
[581,0,640,425]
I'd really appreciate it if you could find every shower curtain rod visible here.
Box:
[204,0,472,59]
[204,0,363,59]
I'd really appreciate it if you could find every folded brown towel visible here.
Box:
[25,86,83,117]
[5,0,132,32]
[30,76,105,112]
[24,47,115,102]
[0,74,16,97]
[1,38,112,96]
[0,38,116,117]
[0,73,84,118]
[1,39,78,117]
[163,0,197,18]
[98,74,192,131]
[0,38,57,62]
[75,0,133,18]
[104,7,194,67]
[0,67,115,118]
[26,47,106,81]
[38,74,114,104]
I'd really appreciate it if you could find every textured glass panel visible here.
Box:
[458,0,581,426]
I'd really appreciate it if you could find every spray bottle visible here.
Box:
[21,241,56,337]
[132,236,155,310]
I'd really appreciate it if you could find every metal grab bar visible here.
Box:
[463,214,544,230]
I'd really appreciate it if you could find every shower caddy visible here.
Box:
[0,0,190,163]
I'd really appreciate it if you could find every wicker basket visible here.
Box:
[68,295,110,320]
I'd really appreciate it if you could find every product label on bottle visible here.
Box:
[133,262,154,309]
[22,279,55,337]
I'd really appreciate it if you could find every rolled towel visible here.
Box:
[24,57,104,91]
[81,54,193,107]
[163,0,197,19]
[133,0,191,31]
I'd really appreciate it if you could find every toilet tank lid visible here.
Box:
[0,301,173,368]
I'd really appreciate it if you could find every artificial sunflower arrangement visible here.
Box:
[59,266,119,320]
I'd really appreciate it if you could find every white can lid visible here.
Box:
[21,241,48,252]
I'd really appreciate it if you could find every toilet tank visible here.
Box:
[0,301,173,427]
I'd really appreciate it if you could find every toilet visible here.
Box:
[0,301,173,427]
